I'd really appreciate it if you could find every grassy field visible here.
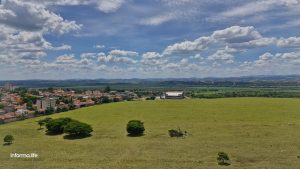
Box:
[1,98,300,169]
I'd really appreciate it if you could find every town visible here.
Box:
[0,83,141,124]
[0,82,186,124]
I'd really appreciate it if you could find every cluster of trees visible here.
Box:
[191,90,300,98]
[37,117,93,138]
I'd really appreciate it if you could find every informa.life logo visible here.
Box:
[10,153,38,158]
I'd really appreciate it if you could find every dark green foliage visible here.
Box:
[168,128,187,138]
[126,120,145,136]
[64,121,93,137]
[104,86,111,92]
[100,96,111,103]
[217,152,231,166]
[44,117,93,139]
[146,96,156,100]
[4,135,14,145]
[37,117,52,129]
[45,117,73,134]
[45,107,55,115]
[0,103,4,109]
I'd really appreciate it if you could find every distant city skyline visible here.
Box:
[0,0,300,80]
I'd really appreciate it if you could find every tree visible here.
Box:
[0,103,4,109]
[4,135,14,145]
[26,100,33,110]
[45,107,54,115]
[45,117,73,134]
[104,86,111,92]
[100,96,111,103]
[126,120,145,136]
[64,121,93,137]
[37,117,52,129]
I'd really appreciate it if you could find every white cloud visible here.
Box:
[207,47,236,63]
[215,0,298,19]
[140,14,175,26]
[277,37,300,48]
[212,26,262,43]
[163,36,213,55]
[96,0,125,13]
[94,44,105,49]
[109,49,139,57]
[97,50,138,64]
[0,0,81,35]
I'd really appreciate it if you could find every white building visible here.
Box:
[36,98,57,111]
[4,82,14,91]
[164,91,184,99]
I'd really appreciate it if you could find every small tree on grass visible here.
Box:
[64,121,93,137]
[126,120,145,136]
[217,152,231,166]
[4,135,14,145]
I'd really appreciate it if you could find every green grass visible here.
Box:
[1,98,300,169]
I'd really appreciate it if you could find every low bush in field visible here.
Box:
[217,152,231,166]
[3,135,14,145]
[126,120,145,136]
[168,128,187,138]
[64,121,93,137]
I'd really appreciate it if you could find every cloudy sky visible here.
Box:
[0,0,300,80]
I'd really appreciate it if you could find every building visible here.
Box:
[36,98,57,111]
[4,82,14,91]
[164,91,184,99]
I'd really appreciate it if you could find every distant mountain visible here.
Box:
[1,75,300,88]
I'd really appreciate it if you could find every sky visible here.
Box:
[0,0,300,80]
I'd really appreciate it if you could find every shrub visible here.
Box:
[4,135,14,145]
[126,120,145,136]
[64,121,93,137]
[168,128,187,138]
[37,117,52,128]
[217,152,231,166]
[45,117,73,134]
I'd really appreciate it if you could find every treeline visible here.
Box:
[191,91,300,98]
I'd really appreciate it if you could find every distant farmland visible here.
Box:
[1,98,300,169]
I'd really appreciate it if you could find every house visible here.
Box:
[164,91,184,99]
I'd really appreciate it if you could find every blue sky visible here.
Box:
[0,0,300,80]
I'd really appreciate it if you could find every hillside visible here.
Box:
[1,98,300,169]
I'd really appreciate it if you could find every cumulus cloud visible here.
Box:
[97,50,138,64]
[211,26,262,43]
[207,47,236,63]
[277,37,300,48]
[0,0,81,35]
[163,37,213,55]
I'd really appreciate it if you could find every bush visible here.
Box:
[64,121,93,137]
[126,120,145,136]
[4,135,14,145]
[168,128,187,138]
[217,152,231,166]
[45,117,73,134]
[37,117,52,129]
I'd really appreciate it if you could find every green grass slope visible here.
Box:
[1,98,300,169]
